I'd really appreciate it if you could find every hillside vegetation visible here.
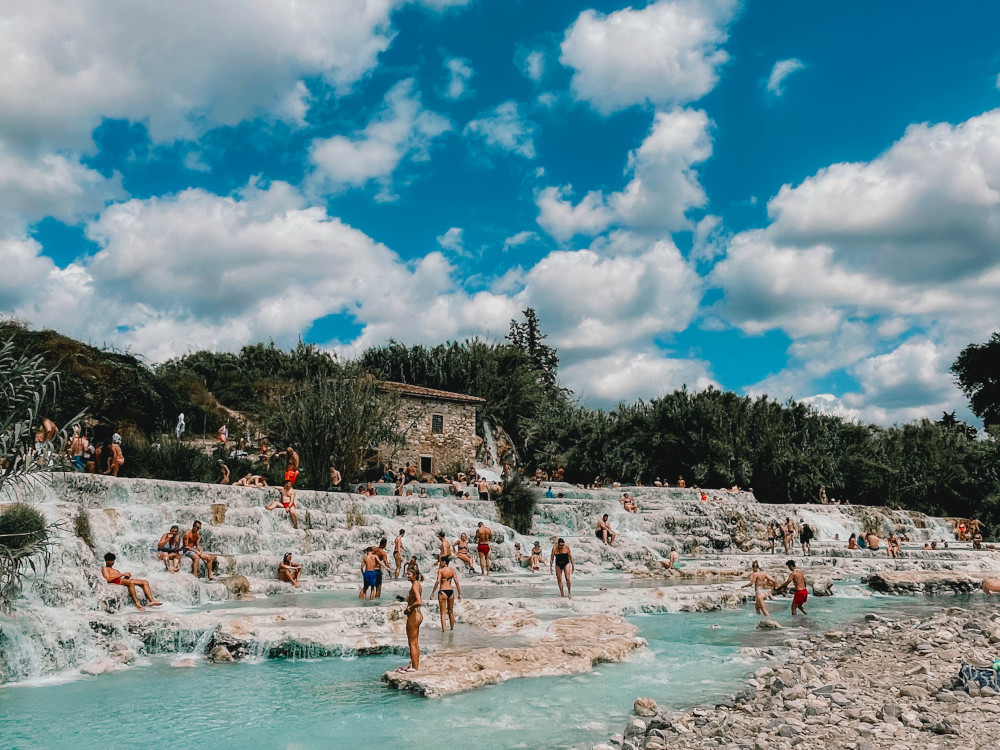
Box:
[4,315,999,530]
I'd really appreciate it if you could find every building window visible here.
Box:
[420,455,433,474]
[431,414,444,434]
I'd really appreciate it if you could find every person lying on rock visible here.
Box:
[156,525,183,573]
[183,520,217,580]
[264,481,299,529]
[101,553,162,611]
[277,552,302,588]
[595,514,616,546]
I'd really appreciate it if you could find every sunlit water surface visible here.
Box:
[0,591,985,750]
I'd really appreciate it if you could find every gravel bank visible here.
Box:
[602,606,1000,750]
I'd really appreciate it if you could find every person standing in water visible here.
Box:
[431,556,461,631]
[475,521,492,576]
[393,529,406,579]
[742,561,776,616]
[395,568,424,673]
[360,547,378,601]
[372,538,391,598]
[777,560,808,616]
[549,538,575,598]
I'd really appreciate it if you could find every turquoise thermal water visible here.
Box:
[0,593,982,750]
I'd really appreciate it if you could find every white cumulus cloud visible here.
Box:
[308,79,450,197]
[560,0,739,114]
[464,101,537,159]
[765,58,805,98]
[443,57,474,99]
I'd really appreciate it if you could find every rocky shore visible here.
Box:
[603,607,1000,749]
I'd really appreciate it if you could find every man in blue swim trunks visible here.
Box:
[360,547,379,601]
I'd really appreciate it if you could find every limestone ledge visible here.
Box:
[864,570,984,595]
[382,613,646,698]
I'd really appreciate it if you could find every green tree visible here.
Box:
[267,368,404,489]
[952,332,1000,428]
[507,308,559,389]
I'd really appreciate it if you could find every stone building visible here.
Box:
[378,381,484,477]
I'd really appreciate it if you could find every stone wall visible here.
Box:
[383,396,480,476]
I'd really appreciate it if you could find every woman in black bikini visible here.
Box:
[396,568,423,672]
[431,556,461,631]
[549,538,575,599]
[453,533,476,573]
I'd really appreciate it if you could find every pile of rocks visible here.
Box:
[601,607,1000,749]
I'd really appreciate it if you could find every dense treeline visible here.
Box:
[5,316,1000,529]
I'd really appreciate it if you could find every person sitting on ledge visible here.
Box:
[529,541,543,571]
[886,533,900,558]
[677,475,686,488]
[595,514,616,546]
[866,532,881,551]
[102,553,162,610]
[847,533,858,549]
[265,481,300,529]
[156,525,183,573]
[182,521,218,580]
[277,552,302,588]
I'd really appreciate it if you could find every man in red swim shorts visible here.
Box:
[475,521,492,577]
[779,560,808,616]
[282,445,300,485]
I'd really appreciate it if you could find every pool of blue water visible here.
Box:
[0,594,985,750]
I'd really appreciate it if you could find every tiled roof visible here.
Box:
[378,381,486,404]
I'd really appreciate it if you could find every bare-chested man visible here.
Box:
[182,521,217,580]
[778,560,808,616]
[265,481,299,528]
[393,529,406,578]
[102,552,161,610]
[437,530,452,562]
[329,466,342,488]
[477,477,489,501]
[475,521,492,576]
[742,561,776,616]
[866,532,881,551]
[595,514,616,546]
[67,427,88,472]
[372,538,391,597]
[360,547,379,600]
[282,446,300,485]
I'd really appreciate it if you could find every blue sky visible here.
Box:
[2,0,1000,425]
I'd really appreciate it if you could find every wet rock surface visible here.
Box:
[382,614,646,698]
[605,608,1000,749]
[865,570,980,595]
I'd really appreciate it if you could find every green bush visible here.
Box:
[494,474,536,534]
[74,509,95,550]
[0,504,48,552]
[120,437,218,483]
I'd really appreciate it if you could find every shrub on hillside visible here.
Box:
[120,436,219,483]
[494,474,536,534]
[0,503,56,611]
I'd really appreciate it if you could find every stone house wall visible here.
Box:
[378,387,482,476]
